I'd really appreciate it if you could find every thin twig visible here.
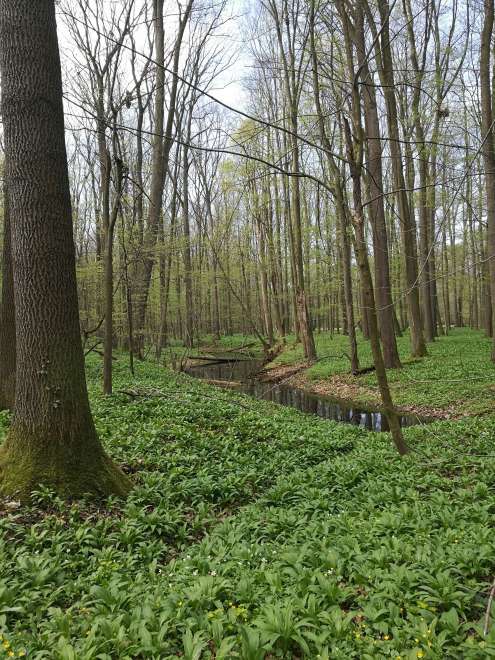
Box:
[484,577,495,636]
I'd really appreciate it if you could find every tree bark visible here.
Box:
[135,0,193,351]
[0,172,16,410]
[353,8,401,367]
[371,0,427,358]
[0,0,130,498]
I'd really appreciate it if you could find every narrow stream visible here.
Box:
[185,357,426,432]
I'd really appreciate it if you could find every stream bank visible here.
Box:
[185,355,433,431]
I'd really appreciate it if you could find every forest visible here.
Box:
[1,0,495,657]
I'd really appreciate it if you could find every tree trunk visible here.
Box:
[0,0,130,498]
[309,5,359,371]
[354,10,401,367]
[373,0,427,358]
[0,172,16,410]
[481,0,495,359]
[135,0,192,351]
[182,130,194,348]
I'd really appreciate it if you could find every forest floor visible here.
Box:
[1,348,495,657]
[262,328,495,420]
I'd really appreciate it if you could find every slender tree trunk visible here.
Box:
[481,0,495,358]
[343,119,408,455]
[135,0,193,351]
[353,9,401,367]
[309,5,359,371]
[371,0,427,358]
[182,129,194,348]
[103,139,123,395]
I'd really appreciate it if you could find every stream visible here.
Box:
[185,357,427,432]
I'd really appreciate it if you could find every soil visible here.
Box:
[259,362,466,421]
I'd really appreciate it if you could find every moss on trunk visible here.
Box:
[0,424,132,500]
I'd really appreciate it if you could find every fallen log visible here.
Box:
[191,354,254,363]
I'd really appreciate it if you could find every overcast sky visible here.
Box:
[56,0,251,115]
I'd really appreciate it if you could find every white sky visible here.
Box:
[56,0,251,114]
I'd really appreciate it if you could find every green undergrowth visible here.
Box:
[0,357,495,658]
[272,328,495,414]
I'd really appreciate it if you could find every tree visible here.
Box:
[0,168,16,410]
[65,0,138,394]
[263,0,317,362]
[0,0,131,498]
[481,0,495,360]
[134,0,194,355]
[367,0,427,358]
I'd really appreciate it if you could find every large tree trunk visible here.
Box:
[0,172,16,410]
[0,0,130,498]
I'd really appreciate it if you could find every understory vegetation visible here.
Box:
[272,328,495,415]
[3,1,495,658]
[1,337,495,659]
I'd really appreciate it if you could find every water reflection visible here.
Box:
[185,358,424,432]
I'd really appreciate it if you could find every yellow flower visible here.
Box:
[3,641,10,649]
[8,652,14,658]
[384,635,390,640]
[417,653,424,659]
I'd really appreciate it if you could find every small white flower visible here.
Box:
[4,500,21,510]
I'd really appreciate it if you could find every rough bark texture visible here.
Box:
[0,173,16,410]
[0,0,131,498]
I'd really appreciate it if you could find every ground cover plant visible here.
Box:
[3,2,495,658]
[270,328,495,416]
[1,353,495,658]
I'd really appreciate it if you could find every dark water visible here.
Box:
[185,358,426,432]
